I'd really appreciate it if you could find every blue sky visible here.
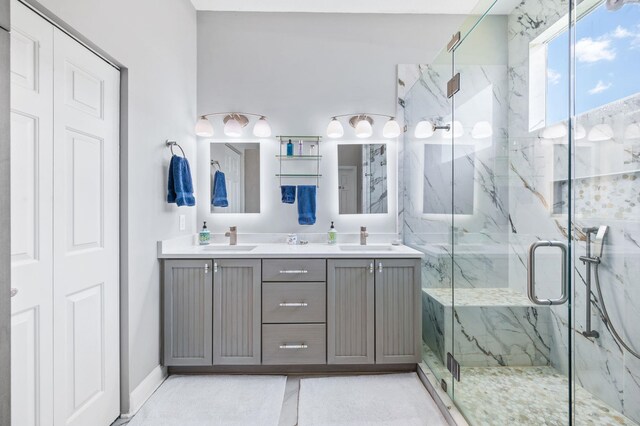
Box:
[547,3,640,124]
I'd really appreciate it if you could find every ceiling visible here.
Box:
[190,0,494,14]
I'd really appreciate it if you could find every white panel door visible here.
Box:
[9,3,54,425]
[338,166,357,214]
[52,29,120,426]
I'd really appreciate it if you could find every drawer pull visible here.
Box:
[279,302,308,307]
[279,343,308,349]
[279,270,308,274]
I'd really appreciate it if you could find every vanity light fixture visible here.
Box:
[624,122,640,140]
[195,112,272,138]
[574,123,587,140]
[326,113,401,139]
[539,123,567,139]
[588,123,614,142]
[414,120,451,139]
[471,121,493,139]
[443,121,465,139]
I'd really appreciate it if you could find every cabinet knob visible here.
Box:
[214,262,218,273]
[369,263,374,274]
[204,264,209,274]
[378,262,383,273]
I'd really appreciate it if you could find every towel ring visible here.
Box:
[166,140,185,157]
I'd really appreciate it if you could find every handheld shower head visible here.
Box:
[594,225,609,259]
[606,0,640,11]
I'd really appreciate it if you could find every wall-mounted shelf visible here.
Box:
[276,136,322,187]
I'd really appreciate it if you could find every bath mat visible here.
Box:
[298,373,447,426]
[128,374,287,426]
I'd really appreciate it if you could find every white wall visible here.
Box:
[28,0,197,414]
[196,11,465,235]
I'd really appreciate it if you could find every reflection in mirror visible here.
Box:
[423,144,474,214]
[210,143,260,213]
[337,144,388,214]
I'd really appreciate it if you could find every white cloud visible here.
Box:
[575,37,616,63]
[611,25,633,39]
[547,68,562,85]
[588,80,612,95]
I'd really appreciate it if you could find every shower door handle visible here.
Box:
[527,240,568,306]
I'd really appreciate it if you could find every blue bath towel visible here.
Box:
[212,170,229,207]
[297,185,316,225]
[167,155,195,206]
[281,185,296,204]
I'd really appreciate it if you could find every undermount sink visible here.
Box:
[339,245,394,252]
[201,245,257,252]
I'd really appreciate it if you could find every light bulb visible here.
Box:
[224,117,243,137]
[326,118,344,138]
[382,118,401,138]
[355,119,373,138]
[539,123,567,139]
[253,116,272,137]
[624,123,640,140]
[471,121,493,139]
[588,124,614,142]
[414,120,434,139]
[443,121,464,138]
[195,116,214,137]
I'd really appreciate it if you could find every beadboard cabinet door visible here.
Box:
[163,260,213,366]
[213,259,261,365]
[327,259,375,364]
[375,258,421,364]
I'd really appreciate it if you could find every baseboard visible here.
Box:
[120,365,167,419]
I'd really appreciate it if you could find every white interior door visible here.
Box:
[222,144,243,213]
[339,166,357,214]
[52,28,120,426]
[9,3,54,425]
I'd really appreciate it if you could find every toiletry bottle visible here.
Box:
[199,221,211,245]
[298,140,304,156]
[328,221,337,245]
[287,139,294,157]
[309,144,317,156]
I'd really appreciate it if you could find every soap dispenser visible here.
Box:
[328,221,337,245]
[286,139,294,157]
[199,221,211,245]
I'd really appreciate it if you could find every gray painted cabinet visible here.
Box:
[375,258,421,364]
[213,259,261,365]
[327,259,375,364]
[163,260,213,366]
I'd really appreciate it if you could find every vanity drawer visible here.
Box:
[262,324,326,365]
[262,259,326,282]
[263,282,326,323]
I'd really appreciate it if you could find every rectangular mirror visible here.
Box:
[423,144,474,214]
[210,143,260,213]
[338,144,388,214]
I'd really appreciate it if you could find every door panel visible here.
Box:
[52,28,119,426]
[10,3,54,424]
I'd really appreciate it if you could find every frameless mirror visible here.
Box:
[423,144,474,214]
[210,143,260,213]
[337,144,388,214]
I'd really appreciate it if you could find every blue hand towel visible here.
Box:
[297,185,316,225]
[167,155,195,206]
[212,170,229,207]
[281,185,296,204]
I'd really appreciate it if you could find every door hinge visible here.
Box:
[447,352,461,382]
[447,32,461,52]
[447,73,460,99]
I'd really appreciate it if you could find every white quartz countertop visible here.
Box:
[157,241,424,259]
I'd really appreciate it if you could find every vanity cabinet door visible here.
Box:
[327,259,375,364]
[163,260,213,366]
[213,259,261,365]
[375,258,421,364]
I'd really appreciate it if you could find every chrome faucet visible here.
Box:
[225,226,237,245]
[360,226,369,245]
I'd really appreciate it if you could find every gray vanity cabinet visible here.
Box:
[163,260,213,366]
[327,259,375,364]
[213,259,262,365]
[375,258,421,364]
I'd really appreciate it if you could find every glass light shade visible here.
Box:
[195,116,214,137]
[471,121,493,139]
[253,117,272,137]
[443,121,464,138]
[355,119,373,138]
[326,118,344,138]
[540,123,567,139]
[224,117,243,137]
[588,124,614,142]
[414,120,434,139]
[382,119,401,138]
[624,123,640,140]
[574,123,586,140]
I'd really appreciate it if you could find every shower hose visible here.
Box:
[594,263,640,359]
